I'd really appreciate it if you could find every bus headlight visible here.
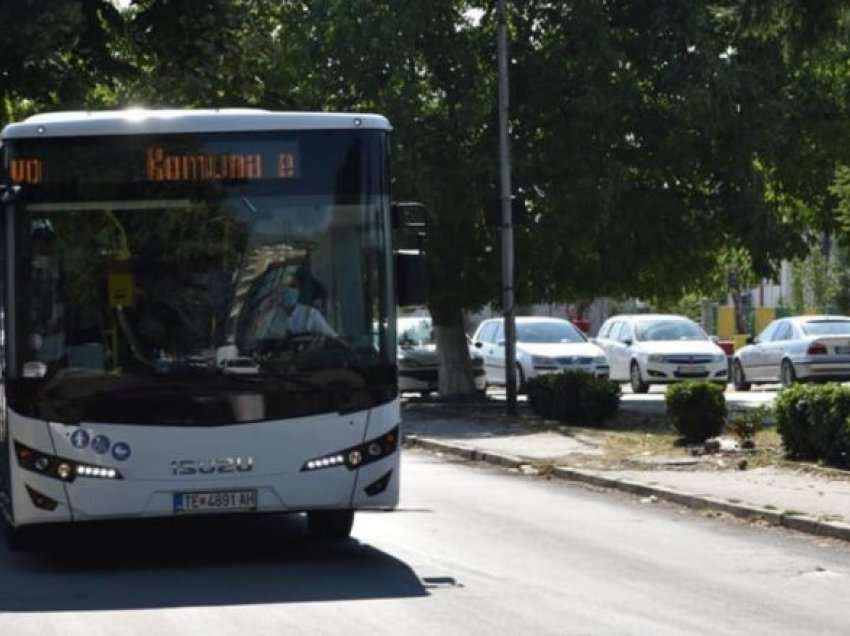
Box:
[302,426,399,472]
[14,441,123,482]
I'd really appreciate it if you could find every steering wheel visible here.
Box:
[254,332,353,357]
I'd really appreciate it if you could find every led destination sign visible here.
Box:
[146,147,297,182]
[8,141,300,186]
[9,158,43,184]
[146,147,263,181]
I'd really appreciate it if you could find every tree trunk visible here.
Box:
[430,306,476,398]
[731,288,747,335]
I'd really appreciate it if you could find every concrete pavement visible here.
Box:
[403,387,850,541]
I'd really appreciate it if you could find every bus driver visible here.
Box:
[249,269,335,344]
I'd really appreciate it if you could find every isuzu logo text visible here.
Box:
[171,457,254,475]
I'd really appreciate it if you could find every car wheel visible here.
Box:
[733,360,751,392]
[307,510,355,540]
[781,359,797,388]
[630,361,649,394]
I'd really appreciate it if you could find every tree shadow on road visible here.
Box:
[402,398,674,440]
[403,401,547,441]
[0,513,428,612]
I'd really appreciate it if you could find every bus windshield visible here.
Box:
[5,130,396,425]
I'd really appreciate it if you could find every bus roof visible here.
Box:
[1,109,392,139]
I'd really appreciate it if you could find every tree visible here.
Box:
[256,1,498,396]
[104,1,496,396]
[504,1,806,306]
[737,0,850,55]
[9,0,850,400]
[0,0,132,127]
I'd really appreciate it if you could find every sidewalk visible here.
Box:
[402,401,850,540]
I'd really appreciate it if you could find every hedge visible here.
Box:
[665,381,726,443]
[774,383,850,468]
[526,371,620,424]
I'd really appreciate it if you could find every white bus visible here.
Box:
[0,109,419,548]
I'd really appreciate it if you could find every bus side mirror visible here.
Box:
[391,202,428,231]
[396,251,429,307]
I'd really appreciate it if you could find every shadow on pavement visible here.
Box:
[0,513,428,612]
[403,401,544,441]
[403,385,777,441]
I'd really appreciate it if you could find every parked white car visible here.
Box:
[471,317,609,389]
[397,316,486,396]
[595,314,727,393]
[221,356,260,375]
[732,315,850,389]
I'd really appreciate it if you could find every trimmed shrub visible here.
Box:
[665,382,726,443]
[579,376,622,422]
[727,405,772,447]
[526,371,620,424]
[527,374,560,418]
[774,383,850,467]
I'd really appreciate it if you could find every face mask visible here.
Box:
[281,287,299,309]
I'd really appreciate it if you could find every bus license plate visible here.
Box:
[173,489,257,514]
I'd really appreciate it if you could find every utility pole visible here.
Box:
[497,0,517,415]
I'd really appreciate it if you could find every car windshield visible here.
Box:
[802,320,850,336]
[398,318,434,346]
[516,321,586,343]
[635,320,706,342]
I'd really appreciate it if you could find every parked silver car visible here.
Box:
[595,314,727,393]
[471,317,609,389]
[732,315,850,389]
[397,315,486,396]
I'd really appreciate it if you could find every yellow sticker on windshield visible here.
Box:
[108,272,135,308]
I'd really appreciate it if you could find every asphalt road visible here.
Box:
[3,451,850,635]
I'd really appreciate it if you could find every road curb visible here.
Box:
[404,434,850,543]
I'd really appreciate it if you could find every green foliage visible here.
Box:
[0,0,132,128]
[506,1,810,305]
[6,0,850,398]
[526,372,620,425]
[787,245,841,314]
[738,1,850,55]
[665,382,726,443]
[828,244,850,314]
[653,293,703,323]
[790,258,806,314]
[774,383,850,467]
[728,405,773,445]
[727,416,757,445]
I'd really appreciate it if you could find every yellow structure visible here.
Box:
[753,307,775,335]
[717,306,775,351]
[717,306,736,339]
[732,334,750,351]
